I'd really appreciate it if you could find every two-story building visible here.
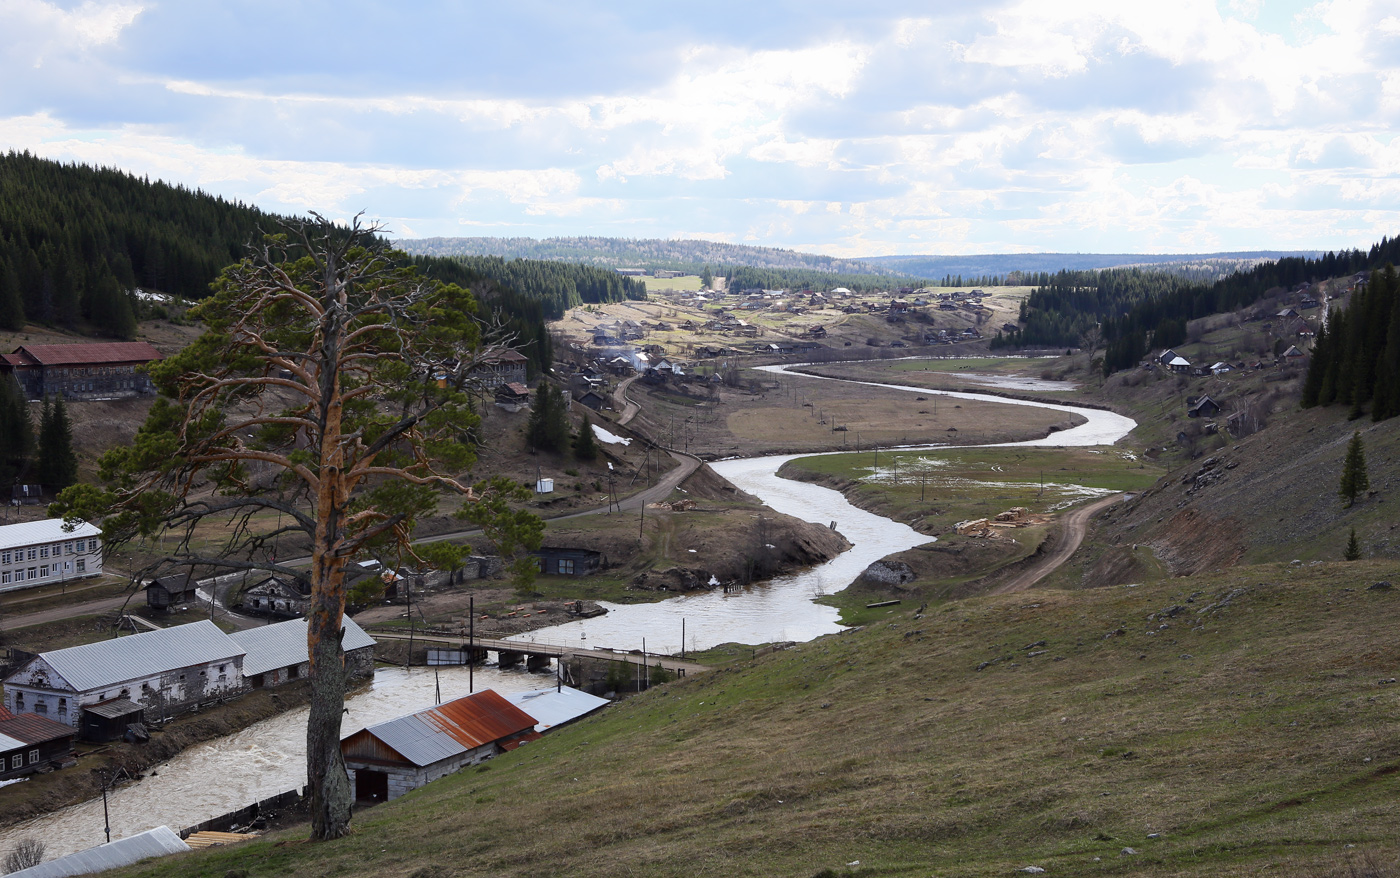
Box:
[0,519,102,593]
[0,342,162,400]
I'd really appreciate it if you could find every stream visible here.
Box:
[0,360,1137,859]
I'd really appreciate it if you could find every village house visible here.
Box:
[575,390,607,411]
[144,573,200,612]
[341,688,541,802]
[470,349,529,389]
[494,381,531,412]
[0,704,76,779]
[0,519,103,593]
[534,547,604,576]
[1168,356,1192,374]
[0,342,162,401]
[230,616,376,689]
[3,620,247,736]
[241,574,312,618]
[1188,395,1222,418]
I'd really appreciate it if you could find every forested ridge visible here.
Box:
[1302,265,1400,422]
[0,152,612,375]
[995,237,1400,373]
[0,150,274,337]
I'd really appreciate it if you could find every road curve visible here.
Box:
[990,493,1123,594]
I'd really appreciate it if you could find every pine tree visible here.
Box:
[1344,528,1361,561]
[36,395,78,491]
[700,265,713,290]
[526,383,571,453]
[573,414,598,461]
[1339,430,1370,507]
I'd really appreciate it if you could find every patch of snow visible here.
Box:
[592,424,632,446]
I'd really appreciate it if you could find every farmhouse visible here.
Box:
[1188,395,1222,418]
[0,705,76,779]
[144,573,200,612]
[3,620,246,736]
[0,341,162,400]
[230,616,376,689]
[241,574,311,618]
[0,518,102,593]
[341,689,541,802]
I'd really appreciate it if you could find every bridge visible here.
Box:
[368,629,709,677]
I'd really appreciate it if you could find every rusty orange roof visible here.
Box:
[343,689,541,767]
[6,342,163,367]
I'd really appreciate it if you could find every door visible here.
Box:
[355,769,389,802]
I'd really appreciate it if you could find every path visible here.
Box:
[613,373,641,425]
[991,493,1123,594]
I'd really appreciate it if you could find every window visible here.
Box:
[34,701,46,714]
[76,560,85,573]
[11,755,20,770]
[1,551,9,564]
[13,569,23,582]
[1,572,9,584]
[65,542,73,554]
[38,565,48,578]
[14,693,23,710]
[27,568,35,580]
[27,548,36,561]
[28,750,37,764]
[558,559,575,574]
[38,546,47,559]
[88,539,98,552]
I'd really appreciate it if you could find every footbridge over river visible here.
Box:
[369,630,710,677]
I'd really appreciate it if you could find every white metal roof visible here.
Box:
[0,732,24,750]
[26,620,244,693]
[230,616,376,677]
[6,825,189,878]
[0,519,100,553]
[1169,356,1190,366]
[505,687,609,733]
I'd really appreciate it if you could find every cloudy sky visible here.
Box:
[4,0,1399,256]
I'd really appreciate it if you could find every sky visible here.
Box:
[3,0,1400,257]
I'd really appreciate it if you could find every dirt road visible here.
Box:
[991,493,1123,594]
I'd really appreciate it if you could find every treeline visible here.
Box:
[434,254,646,319]
[993,236,1400,374]
[1302,266,1400,421]
[991,268,1197,353]
[0,150,276,337]
[398,235,904,276]
[0,382,76,489]
[725,265,928,294]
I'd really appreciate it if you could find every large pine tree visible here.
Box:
[36,395,78,491]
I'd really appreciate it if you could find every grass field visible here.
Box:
[641,275,704,292]
[111,559,1400,878]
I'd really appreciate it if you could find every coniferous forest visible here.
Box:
[994,237,1400,374]
[1302,265,1400,422]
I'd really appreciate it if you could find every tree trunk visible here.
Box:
[306,587,351,839]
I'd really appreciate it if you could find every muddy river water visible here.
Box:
[0,362,1136,859]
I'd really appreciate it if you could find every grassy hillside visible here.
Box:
[110,560,1399,878]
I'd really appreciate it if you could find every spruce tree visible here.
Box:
[573,414,598,461]
[1344,528,1361,561]
[0,377,32,481]
[1338,430,1370,507]
[700,265,713,290]
[526,383,571,453]
[36,395,78,491]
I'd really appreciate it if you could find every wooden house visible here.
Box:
[0,342,162,400]
[241,574,311,618]
[534,547,603,576]
[1188,395,1221,418]
[145,573,200,612]
[0,704,76,778]
[341,689,541,802]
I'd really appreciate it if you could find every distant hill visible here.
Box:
[859,251,1321,282]
[395,236,904,277]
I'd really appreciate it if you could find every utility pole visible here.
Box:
[468,594,474,694]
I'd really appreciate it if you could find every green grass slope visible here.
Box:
[115,562,1399,878]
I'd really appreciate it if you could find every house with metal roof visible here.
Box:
[0,704,76,779]
[341,689,541,802]
[3,620,245,737]
[0,519,103,593]
[5,825,190,878]
[229,616,377,689]
[504,687,609,733]
[0,341,162,400]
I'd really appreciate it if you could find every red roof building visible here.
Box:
[0,703,77,779]
[0,341,162,400]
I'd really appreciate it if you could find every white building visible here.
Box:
[0,518,102,592]
[4,620,246,732]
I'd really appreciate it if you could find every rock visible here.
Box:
[1022,639,1047,650]
[1020,868,1046,874]
[859,559,917,585]
[1368,581,1393,591]
[1121,847,1138,856]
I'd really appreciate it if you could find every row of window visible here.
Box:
[50,365,137,377]
[7,750,40,770]
[1,560,87,583]
[0,540,99,565]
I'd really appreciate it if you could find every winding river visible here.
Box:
[0,360,1136,859]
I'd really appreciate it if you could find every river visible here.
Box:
[0,361,1136,858]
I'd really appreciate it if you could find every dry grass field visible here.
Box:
[107,559,1400,878]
